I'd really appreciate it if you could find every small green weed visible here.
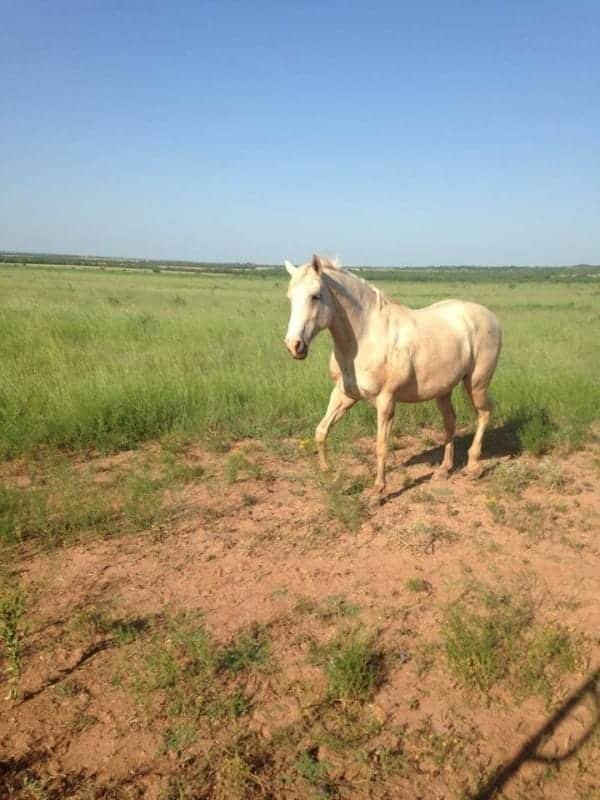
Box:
[486,498,507,525]
[517,407,557,456]
[132,615,265,756]
[53,680,81,698]
[412,716,468,771]
[296,594,360,622]
[492,460,537,495]
[317,702,382,750]
[217,626,270,674]
[320,629,384,702]
[369,743,409,779]
[295,748,334,790]
[443,586,582,699]
[20,775,50,800]
[323,473,369,533]
[69,712,98,734]
[122,471,164,529]
[413,641,438,677]
[0,584,26,700]
[70,607,114,637]
[162,721,198,754]
[317,595,360,622]
[399,521,458,553]
[225,452,266,484]
[538,460,567,491]
[163,458,206,485]
[202,733,274,800]
[405,577,431,593]
[443,591,532,691]
[519,623,579,701]
[71,607,149,645]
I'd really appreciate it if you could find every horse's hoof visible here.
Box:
[367,492,385,511]
[433,468,450,481]
[465,464,484,480]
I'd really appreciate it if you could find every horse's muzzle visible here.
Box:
[285,338,308,359]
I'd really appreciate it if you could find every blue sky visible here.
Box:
[2,1,599,265]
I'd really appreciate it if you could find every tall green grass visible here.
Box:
[1,265,599,459]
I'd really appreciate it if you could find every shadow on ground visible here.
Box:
[18,614,157,704]
[471,667,600,800]
[404,415,532,471]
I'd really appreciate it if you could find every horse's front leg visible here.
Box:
[375,392,395,498]
[315,384,356,471]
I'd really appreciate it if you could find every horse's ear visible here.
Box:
[312,254,324,274]
[284,259,297,277]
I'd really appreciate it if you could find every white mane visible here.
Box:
[321,258,389,311]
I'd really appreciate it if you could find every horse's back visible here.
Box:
[421,299,501,347]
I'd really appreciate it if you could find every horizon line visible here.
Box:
[1,250,599,271]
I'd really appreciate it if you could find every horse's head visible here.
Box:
[284,254,335,359]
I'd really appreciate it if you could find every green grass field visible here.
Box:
[1,264,599,461]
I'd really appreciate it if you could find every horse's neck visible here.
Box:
[325,271,378,361]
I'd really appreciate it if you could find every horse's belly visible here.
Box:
[394,371,464,402]
[389,336,470,402]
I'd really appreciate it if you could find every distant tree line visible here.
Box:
[1,252,599,282]
[0,252,273,272]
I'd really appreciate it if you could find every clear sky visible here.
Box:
[2,1,599,265]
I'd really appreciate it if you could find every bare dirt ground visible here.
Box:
[1,429,599,800]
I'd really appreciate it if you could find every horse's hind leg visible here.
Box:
[315,384,356,471]
[434,393,456,479]
[464,379,493,476]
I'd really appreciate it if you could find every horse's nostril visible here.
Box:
[285,338,306,357]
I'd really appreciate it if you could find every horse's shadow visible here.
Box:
[381,416,530,502]
[402,417,526,473]
[386,471,435,502]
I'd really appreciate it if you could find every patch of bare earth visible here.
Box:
[1,431,599,799]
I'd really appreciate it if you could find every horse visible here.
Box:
[283,254,502,500]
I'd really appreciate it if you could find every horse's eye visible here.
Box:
[312,294,321,302]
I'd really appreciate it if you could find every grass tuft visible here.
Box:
[217,626,270,674]
[225,452,267,484]
[444,595,530,691]
[295,748,334,792]
[515,406,557,456]
[519,623,579,701]
[323,473,369,532]
[321,629,384,702]
[491,460,537,495]
[405,577,431,593]
[443,586,581,699]
[0,583,26,700]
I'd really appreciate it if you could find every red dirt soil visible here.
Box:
[1,431,599,799]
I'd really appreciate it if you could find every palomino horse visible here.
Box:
[284,255,502,500]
